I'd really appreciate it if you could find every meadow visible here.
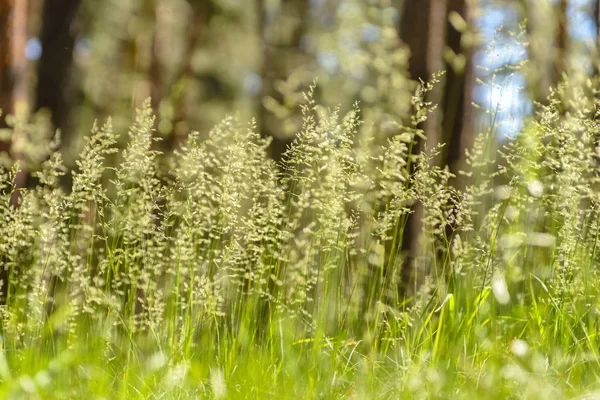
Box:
[2,64,600,399]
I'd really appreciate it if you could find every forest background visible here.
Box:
[2,0,596,167]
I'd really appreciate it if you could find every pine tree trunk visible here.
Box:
[526,0,568,103]
[400,0,446,148]
[151,0,214,151]
[35,0,81,134]
[397,0,474,294]
[7,0,28,196]
[555,0,568,81]
[596,0,600,49]
[0,2,14,137]
[0,0,13,305]
[0,0,26,150]
[440,0,473,175]
[398,0,447,293]
[259,0,310,162]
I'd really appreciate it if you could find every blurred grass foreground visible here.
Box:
[3,0,600,398]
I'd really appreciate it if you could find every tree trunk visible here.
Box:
[399,0,474,173]
[596,0,600,49]
[0,0,27,151]
[158,0,214,151]
[0,2,14,137]
[0,1,13,305]
[397,0,447,294]
[0,0,29,302]
[440,0,473,175]
[7,0,28,195]
[35,0,81,135]
[259,0,311,162]
[397,0,474,294]
[555,0,568,82]
[400,0,446,149]
[525,0,568,103]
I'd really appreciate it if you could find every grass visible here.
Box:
[2,66,600,399]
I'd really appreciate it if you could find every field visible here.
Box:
[0,68,600,400]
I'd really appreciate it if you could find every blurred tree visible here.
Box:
[71,0,256,171]
[440,0,474,174]
[0,0,28,152]
[525,0,568,103]
[76,0,153,136]
[400,0,446,148]
[0,0,14,305]
[399,0,474,171]
[150,0,220,151]
[595,0,600,83]
[0,2,13,138]
[595,0,600,50]
[398,0,441,294]
[260,0,312,162]
[0,0,29,303]
[397,0,475,293]
[597,0,600,47]
[556,0,568,81]
[35,0,81,136]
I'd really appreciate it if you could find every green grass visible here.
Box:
[1,73,600,399]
